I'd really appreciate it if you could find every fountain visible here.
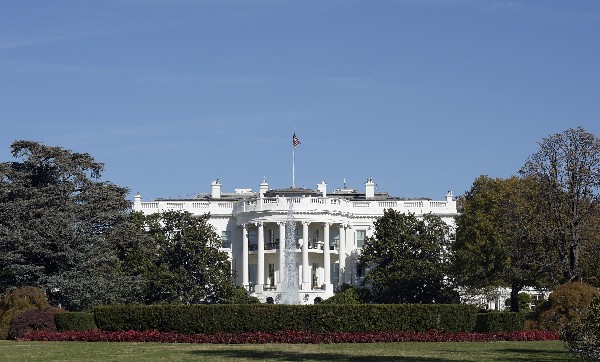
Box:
[278,200,300,304]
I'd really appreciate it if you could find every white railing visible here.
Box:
[193,202,210,209]
[166,202,184,209]
[137,196,455,217]
[141,202,158,209]
[378,201,397,208]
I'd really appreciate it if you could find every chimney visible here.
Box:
[259,178,269,197]
[317,181,327,197]
[445,190,453,203]
[133,193,142,211]
[365,178,375,198]
[211,179,221,199]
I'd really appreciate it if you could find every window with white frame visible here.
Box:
[356,230,366,248]
[221,231,231,248]
[248,230,257,250]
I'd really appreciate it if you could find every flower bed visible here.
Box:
[21,329,559,344]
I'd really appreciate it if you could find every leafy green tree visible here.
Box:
[580,203,600,287]
[520,127,600,282]
[359,210,458,304]
[0,141,140,310]
[451,175,557,312]
[118,211,235,304]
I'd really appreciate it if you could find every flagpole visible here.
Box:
[292,131,300,188]
[292,134,296,188]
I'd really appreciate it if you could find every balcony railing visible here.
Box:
[234,196,454,216]
[137,196,455,217]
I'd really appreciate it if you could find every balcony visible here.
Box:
[235,196,454,217]
[137,196,455,220]
[247,239,338,253]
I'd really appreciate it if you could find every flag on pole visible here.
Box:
[292,132,301,147]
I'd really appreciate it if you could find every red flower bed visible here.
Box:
[21,329,559,344]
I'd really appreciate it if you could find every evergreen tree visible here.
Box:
[359,210,457,304]
[0,141,141,310]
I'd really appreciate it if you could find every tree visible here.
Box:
[520,127,600,282]
[579,202,600,287]
[118,211,236,304]
[359,210,457,304]
[451,175,557,312]
[0,141,140,310]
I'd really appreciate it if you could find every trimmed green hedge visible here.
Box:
[474,312,525,333]
[55,312,97,331]
[94,304,477,334]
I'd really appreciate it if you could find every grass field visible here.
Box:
[0,340,577,361]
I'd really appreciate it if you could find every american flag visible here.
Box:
[292,132,301,147]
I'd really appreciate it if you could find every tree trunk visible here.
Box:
[569,243,580,282]
[510,284,522,313]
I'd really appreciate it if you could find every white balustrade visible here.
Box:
[140,195,453,218]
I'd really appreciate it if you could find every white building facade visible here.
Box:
[133,179,458,304]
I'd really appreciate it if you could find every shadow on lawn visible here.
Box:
[189,349,451,362]
[496,348,576,362]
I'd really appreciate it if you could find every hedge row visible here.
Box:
[474,312,526,333]
[94,304,478,334]
[55,312,97,332]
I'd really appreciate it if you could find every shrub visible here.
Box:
[94,304,477,334]
[473,312,525,332]
[321,287,372,304]
[0,287,56,339]
[561,297,600,361]
[55,312,97,331]
[8,309,56,339]
[505,293,533,312]
[535,282,600,331]
[222,288,261,304]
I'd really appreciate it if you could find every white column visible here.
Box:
[323,222,332,291]
[257,222,265,292]
[278,221,285,289]
[345,225,352,285]
[338,224,346,287]
[302,221,310,290]
[242,224,249,288]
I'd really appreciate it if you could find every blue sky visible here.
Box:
[1,0,599,201]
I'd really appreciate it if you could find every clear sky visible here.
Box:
[1,0,599,201]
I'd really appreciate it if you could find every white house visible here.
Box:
[133,178,458,304]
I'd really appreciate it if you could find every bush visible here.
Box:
[8,309,56,339]
[94,304,477,334]
[535,282,600,331]
[222,288,260,304]
[55,312,97,331]
[0,287,56,339]
[321,287,372,304]
[561,297,600,361]
[474,312,526,332]
[505,293,533,312]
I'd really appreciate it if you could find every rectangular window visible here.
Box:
[248,230,257,250]
[332,263,339,287]
[268,263,275,287]
[356,264,366,286]
[221,231,231,248]
[356,230,366,248]
[249,264,257,285]
[332,231,339,250]
[312,263,319,287]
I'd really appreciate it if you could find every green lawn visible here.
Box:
[0,340,577,361]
